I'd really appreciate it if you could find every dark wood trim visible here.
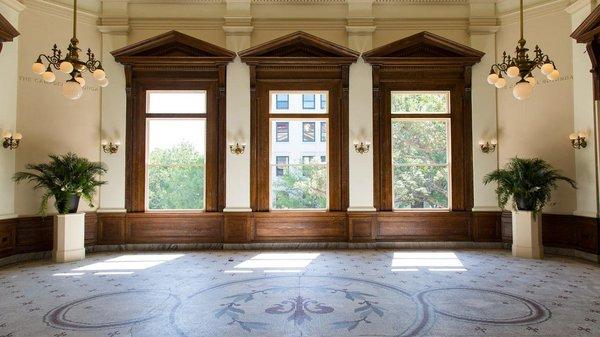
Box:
[114,31,233,213]
[243,32,356,212]
[0,12,19,54]
[501,212,599,255]
[239,31,359,66]
[365,31,482,212]
[571,5,600,100]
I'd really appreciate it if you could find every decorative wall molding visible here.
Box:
[498,0,571,25]
[129,18,224,30]
[122,0,470,4]
[374,18,468,30]
[22,0,99,25]
[0,0,26,12]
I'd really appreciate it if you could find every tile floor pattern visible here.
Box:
[0,249,599,337]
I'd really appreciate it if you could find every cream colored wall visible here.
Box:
[15,1,102,215]
[0,0,23,219]
[568,0,598,218]
[6,0,593,218]
[496,7,577,214]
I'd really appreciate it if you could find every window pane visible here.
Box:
[320,121,327,142]
[392,119,450,210]
[303,122,316,142]
[276,94,289,110]
[271,120,328,210]
[147,91,206,114]
[276,122,289,142]
[302,94,316,109]
[392,120,448,165]
[147,119,206,210]
[270,91,328,114]
[391,91,449,114]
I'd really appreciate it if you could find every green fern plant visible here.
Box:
[483,157,576,214]
[13,153,107,215]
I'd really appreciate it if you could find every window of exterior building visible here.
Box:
[145,91,207,211]
[302,122,316,142]
[269,92,328,210]
[302,94,316,109]
[390,92,451,210]
[320,94,327,109]
[275,156,289,177]
[276,94,289,110]
[320,121,327,142]
[276,122,289,142]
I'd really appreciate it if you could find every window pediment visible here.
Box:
[239,31,359,65]
[363,31,484,65]
[111,30,235,65]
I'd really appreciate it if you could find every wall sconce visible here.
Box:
[101,139,120,154]
[229,142,246,155]
[479,138,497,153]
[2,130,22,150]
[354,141,370,154]
[569,132,587,149]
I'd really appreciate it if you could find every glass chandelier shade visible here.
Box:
[486,0,558,100]
[31,0,108,100]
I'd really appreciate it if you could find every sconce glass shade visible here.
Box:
[42,70,56,83]
[487,73,499,85]
[494,77,507,88]
[101,139,108,146]
[569,133,578,140]
[490,138,498,145]
[513,81,533,100]
[541,63,554,75]
[75,76,86,87]
[63,80,83,100]
[547,69,560,81]
[93,69,106,81]
[32,62,45,75]
[506,66,520,78]
[13,132,22,140]
[1,130,11,138]
[525,75,537,87]
[97,77,109,88]
[59,61,74,74]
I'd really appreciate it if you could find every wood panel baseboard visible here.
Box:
[0,211,597,263]
[501,212,599,255]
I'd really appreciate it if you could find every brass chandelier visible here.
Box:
[31,0,108,100]
[486,0,559,100]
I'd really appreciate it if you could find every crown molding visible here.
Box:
[253,18,346,30]
[375,17,468,30]
[22,0,99,25]
[98,25,130,34]
[0,0,26,12]
[129,17,224,30]
[498,0,570,25]
[564,0,593,14]
[113,0,470,4]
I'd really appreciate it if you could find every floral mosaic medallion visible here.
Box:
[175,276,421,337]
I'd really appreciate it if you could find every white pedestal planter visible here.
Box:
[53,213,86,263]
[511,210,543,259]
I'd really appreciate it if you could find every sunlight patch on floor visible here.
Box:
[391,252,467,272]
[231,253,320,273]
[68,254,185,274]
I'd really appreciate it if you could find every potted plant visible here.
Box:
[13,153,107,215]
[483,157,576,214]
[484,157,575,259]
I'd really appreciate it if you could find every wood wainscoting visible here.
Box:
[1,211,597,261]
[501,212,599,255]
[0,214,98,259]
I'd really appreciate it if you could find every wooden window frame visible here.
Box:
[112,31,234,213]
[133,80,219,212]
[239,31,358,213]
[255,82,344,212]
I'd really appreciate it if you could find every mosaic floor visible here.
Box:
[0,249,599,337]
